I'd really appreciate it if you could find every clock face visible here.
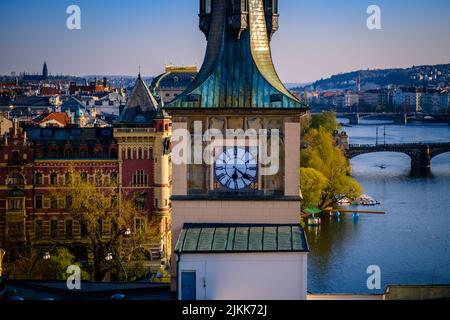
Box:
[214,147,258,191]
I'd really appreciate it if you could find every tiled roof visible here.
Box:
[40,112,70,125]
[175,223,309,254]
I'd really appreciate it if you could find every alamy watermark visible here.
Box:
[66,5,81,30]
[366,265,382,290]
[66,265,81,290]
[171,122,281,176]
[367,5,382,30]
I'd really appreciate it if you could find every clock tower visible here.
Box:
[165,0,308,288]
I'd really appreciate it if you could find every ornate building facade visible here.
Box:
[0,75,172,276]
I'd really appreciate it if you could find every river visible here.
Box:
[307,120,450,294]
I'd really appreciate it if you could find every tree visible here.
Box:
[300,168,328,210]
[301,126,362,209]
[59,169,160,281]
[309,111,340,133]
[11,248,88,280]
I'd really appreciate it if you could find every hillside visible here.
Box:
[296,64,450,91]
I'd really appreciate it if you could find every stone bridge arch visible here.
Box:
[346,143,450,174]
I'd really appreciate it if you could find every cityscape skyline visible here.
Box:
[0,0,450,83]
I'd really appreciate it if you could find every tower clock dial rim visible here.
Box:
[214,147,257,191]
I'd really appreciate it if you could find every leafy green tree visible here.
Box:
[60,169,160,281]
[301,126,362,209]
[310,111,340,133]
[300,168,328,209]
[11,247,88,280]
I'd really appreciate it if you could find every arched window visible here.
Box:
[127,148,132,160]
[138,148,143,160]
[110,172,118,184]
[34,172,43,185]
[50,173,58,185]
[80,172,88,183]
[11,150,20,164]
[95,171,102,186]
[65,172,72,185]
[8,172,24,185]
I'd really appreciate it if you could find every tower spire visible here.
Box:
[167,0,305,110]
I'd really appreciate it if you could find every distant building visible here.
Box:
[82,91,126,117]
[150,66,197,104]
[0,75,172,279]
[344,92,360,108]
[40,86,60,97]
[402,88,422,113]
[419,89,449,114]
[0,113,12,136]
[60,97,89,126]
[359,90,380,109]
[333,130,349,150]
[22,62,49,82]
[69,78,107,95]
[38,112,71,128]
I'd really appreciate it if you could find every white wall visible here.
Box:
[178,252,307,300]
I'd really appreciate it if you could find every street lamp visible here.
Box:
[43,252,51,261]
[124,228,131,237]
[105,253,113,262]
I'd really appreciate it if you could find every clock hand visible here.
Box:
[232,170,238,180]
[233,166,251,180]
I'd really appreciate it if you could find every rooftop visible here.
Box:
[175,223,309,254]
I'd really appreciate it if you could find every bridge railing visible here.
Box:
[349,142,450,149]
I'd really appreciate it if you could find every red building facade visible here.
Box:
[0,76,172,275]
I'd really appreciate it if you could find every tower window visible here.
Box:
[50,220,58,239]
[8,199,22,210]
[65,220,73,239]
[95,171,102,186]
[11,150,20,164]
[50,173,58,185]
[35,220,43,240]
[35,195,43,209]
[65,172,72,185]
[110,172,118,184]
[35,172,43,185]
[132,170,148,186]
[51,195,58,209]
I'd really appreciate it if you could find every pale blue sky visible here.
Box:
[1,0,449,82]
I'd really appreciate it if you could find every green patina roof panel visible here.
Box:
[197,228,215,252]
[262,226,277,251]
[182,228,201,252]
[212,228,230,251]
[175,223,308,254]
[234,227,250,251]
[277,226,293,251]
[249,227,263,251]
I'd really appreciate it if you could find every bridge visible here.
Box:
[336,112,450,125]
[346,142,450,174]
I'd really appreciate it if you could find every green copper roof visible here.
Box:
[166,0,307,110]
[175,223,309,254]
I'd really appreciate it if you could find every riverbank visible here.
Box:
[307,122,450,294]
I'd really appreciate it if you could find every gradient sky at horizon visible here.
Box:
[0,0,449,83]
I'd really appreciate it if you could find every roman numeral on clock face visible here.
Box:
[215,147,258,191]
